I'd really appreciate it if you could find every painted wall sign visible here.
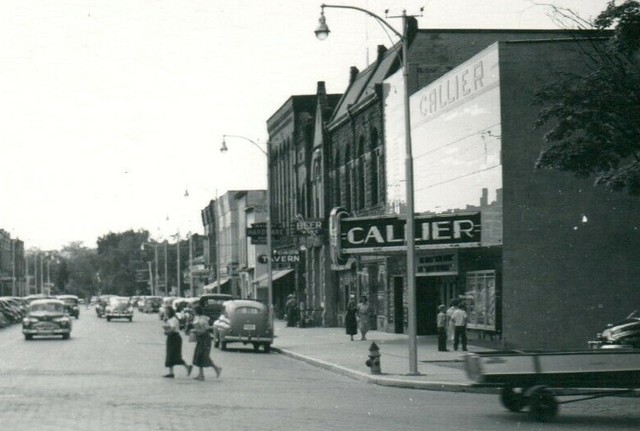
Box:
[339,212,481,253]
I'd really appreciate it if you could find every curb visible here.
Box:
[273,347,499,394]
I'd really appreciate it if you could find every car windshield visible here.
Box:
[31,303,64,313]
[109,298,130,305]
[61,298,78,304]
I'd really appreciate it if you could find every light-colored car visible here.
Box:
[57,294,80,319]
[105,296,134,322]
[22,299,72,340]
[212,300,273,353]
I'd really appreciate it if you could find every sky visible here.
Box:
[0,0,611,250]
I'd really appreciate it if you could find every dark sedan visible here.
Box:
[22,299,72,340]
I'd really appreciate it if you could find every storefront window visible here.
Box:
[464,270,496,331]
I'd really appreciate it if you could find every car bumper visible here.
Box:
[106,313,133,318]
[23,328,71,335]
[222,335,273,343]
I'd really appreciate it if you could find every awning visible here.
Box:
[252,269,294,287]
[203,277,230,292]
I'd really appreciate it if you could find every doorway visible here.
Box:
[393,276,404,334]
[416,276,440,335]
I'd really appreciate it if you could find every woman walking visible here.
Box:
[191,305,222,381]
[345,295,358,341]
[162,307,192,378]
[357,295,372,341]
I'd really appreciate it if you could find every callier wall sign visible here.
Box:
[338,212,481,254]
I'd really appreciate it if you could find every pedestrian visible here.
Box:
[285,294,298,327]
[190,305,222,381]
[446,299,458,343]
[162,306,192,378]
[452,302,468,351]
[357,295,372,341]
[437,304,449,351]
[345,294,358,341]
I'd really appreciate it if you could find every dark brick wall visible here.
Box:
[500,40,640,349]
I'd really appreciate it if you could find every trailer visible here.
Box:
[464,349,640,421]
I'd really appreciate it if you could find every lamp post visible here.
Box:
[221,134,273,325]
[141,242,159,296]
[315,4,419,375]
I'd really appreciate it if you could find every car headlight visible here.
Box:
[106,307,112,313]
[23,317,38,325]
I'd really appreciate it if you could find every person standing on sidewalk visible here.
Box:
[452,302,468,351]
[190,305,222,381]
[345,295,358,341]
[446,299,458,343]
[437,305,449,351]
[357,295,372,341]
[162,307,192,378]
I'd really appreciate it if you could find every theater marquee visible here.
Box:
[338,212,481,254]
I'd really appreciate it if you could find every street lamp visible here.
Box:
[141,242,159,296]
[316,4,419,374]
[221,134,273,326]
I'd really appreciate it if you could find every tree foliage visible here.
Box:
[96,229,151,296]
[535,0,640,195]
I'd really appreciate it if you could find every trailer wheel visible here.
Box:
[500,387,527,412]
[528,386,558,422]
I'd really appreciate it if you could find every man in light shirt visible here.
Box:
[451,303,468,351]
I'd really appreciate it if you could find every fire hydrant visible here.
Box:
[365,342,381,375]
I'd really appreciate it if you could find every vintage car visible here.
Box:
[212,299,273,352]
[141,296,163,313]
[22,298,72,340]
[590,310,640,349]
[56,294,80,319]
[199,293,234,325]
[95,294,115,318]
[105,296,134,322]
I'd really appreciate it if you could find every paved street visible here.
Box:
[0,309,638,431]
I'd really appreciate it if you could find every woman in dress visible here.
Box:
[357,295,371,341]
[191,305,222,381]
[162,307,192,378]
[345,295,358,341]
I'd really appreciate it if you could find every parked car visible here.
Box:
[212,299,273,352]
[0,297,24,324]
[56,294,80,319]
[142,296,163,313]
[22,298,72,340]
[105,296,134,322]
[590,310,640,349]
[199,294,234,325]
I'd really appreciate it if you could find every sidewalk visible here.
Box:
[271,319,500,393]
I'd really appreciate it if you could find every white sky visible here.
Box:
[0,0,610,250]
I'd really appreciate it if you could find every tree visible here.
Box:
[96,230,151,296]
[59,242,97,298]
[534,0,640,194]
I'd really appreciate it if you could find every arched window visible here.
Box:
[345,144,352,211]
[357,136,366,209]
[333,150,341,208]
[370,128,380,206]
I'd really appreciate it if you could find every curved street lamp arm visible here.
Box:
[321,3,403,40]
[222,134,268,156]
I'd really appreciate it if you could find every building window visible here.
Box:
[333,150,341,208]
[345,146,352,211]
[370,128,380,206]
[357,136,365,209]
[464,270,496,332]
